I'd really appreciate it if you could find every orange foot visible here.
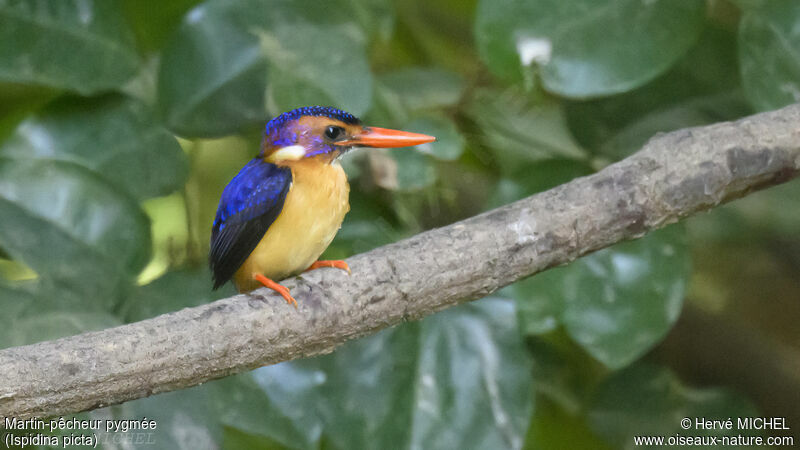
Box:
[253,273,297,308]
[305,260,351,275]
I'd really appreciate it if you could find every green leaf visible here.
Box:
[565,25,746,153]
[378,68,465,113]
[0,0,139,94]
[467,88,586,174]
[158,0,376,137]
[323,189,401,258]
[261,23,372,116]
[0,280,124,349]
[93,370,312,450]
[0,282,34,316]
[589,364,760,449]
[488,159,594,209]
[157,0,267,137]
[247,298,533,450]
[345,0,395,42]
[121,0,202,52]
[525,338,596,414]
[0,282,36,348]
[223,427,288,450]
[0,159,150,308]
[0,95,187,200]
[730,0,767,10]
[731,181,800,239]
[212,374,321,450]
[1,311,121,348]
[351,147,437,192]
[121,268,233,323]
[0,82,59,141]
[0,277,90,314]
[527,400,614,450]
[405,115,464,161]
[689,178,800,244]
[95,384,222,450]
[739,0,800,111]
[389,149,437,191]
[514,225,690,369]
[514,268,567,336]
[597,93,752,161]
[475,0,706,97]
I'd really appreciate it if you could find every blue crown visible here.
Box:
[264,106,360,137]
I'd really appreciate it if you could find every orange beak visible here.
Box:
[335,126,436,148]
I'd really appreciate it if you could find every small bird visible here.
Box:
[210,106,436,306]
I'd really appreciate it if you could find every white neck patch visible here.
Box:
[267,145,306,162]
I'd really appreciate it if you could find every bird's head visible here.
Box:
[260,106,436,164]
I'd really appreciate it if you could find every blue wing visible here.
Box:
[210,159,292,289]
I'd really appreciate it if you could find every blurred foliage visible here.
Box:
[0,0,798,449]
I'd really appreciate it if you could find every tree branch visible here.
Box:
[1,104,799,421]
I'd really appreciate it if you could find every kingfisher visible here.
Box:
[210,106,436,307]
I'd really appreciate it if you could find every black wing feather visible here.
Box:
[209,160,292,289]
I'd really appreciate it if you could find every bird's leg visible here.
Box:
[253,273,297,308]
[305,260,351,275]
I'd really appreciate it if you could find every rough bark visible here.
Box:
[1,104,799,421]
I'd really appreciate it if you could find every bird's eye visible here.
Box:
[325,126,344,140]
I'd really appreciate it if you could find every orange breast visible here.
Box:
[233,157,350,292]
